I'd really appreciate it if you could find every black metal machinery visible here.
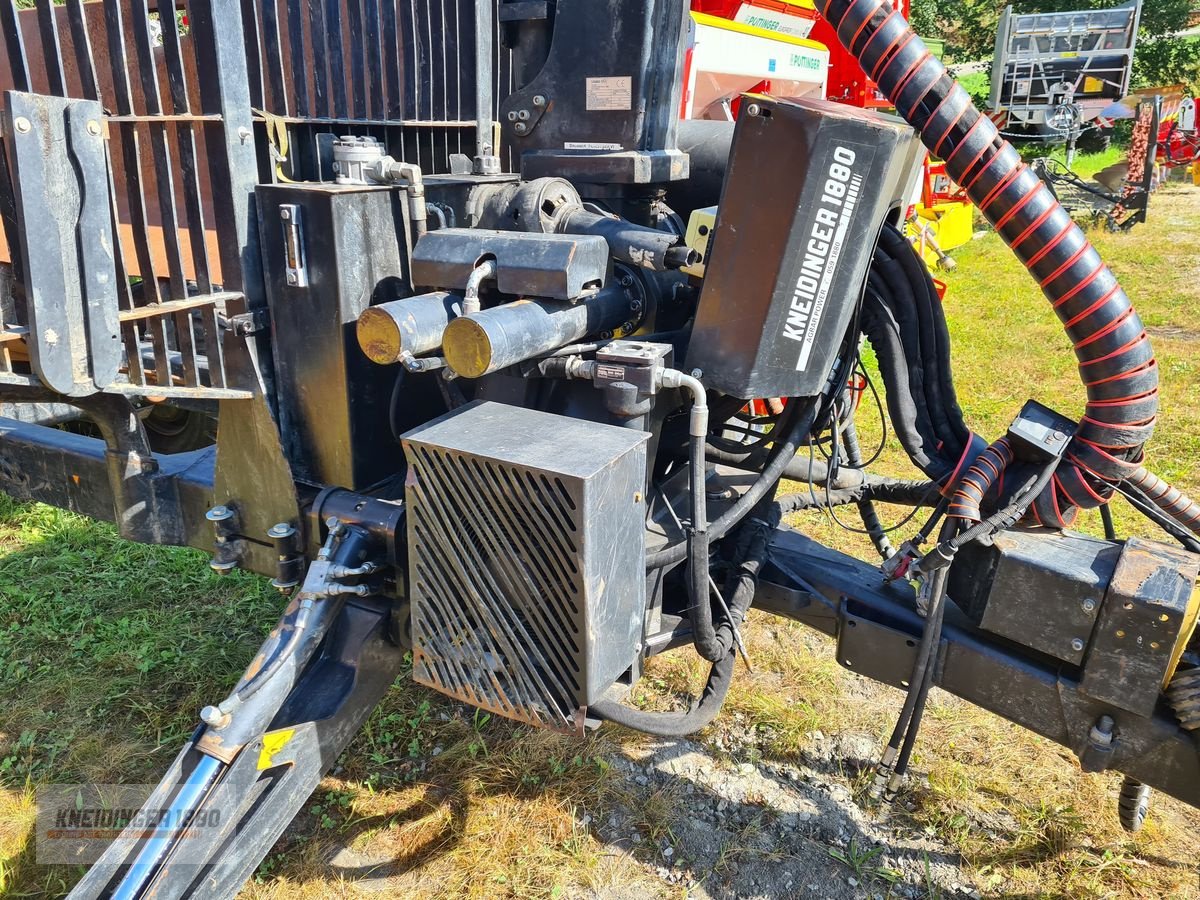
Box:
[0,1,1198,897]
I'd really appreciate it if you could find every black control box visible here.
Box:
[687,96,920,399]
[1006,399,1077,463]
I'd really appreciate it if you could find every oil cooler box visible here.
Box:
[688,96,922,399]
[402,401,649,732]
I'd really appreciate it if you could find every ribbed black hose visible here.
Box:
[947,437,1014,522]
[1126,466,1200,539]
[817,0,1159,526]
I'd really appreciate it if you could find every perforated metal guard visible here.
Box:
[403,402,648,732]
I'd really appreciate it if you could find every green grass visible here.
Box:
[4,187,1200,898]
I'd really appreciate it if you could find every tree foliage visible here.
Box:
[910,0,1200,90]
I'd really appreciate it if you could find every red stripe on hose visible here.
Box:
[848,6,881,50]
[1085,361,1156,389]
[1040,243,1090,288]
[828,0,866,33]
[1089,391,1157,408]
[905,74,945,120]
[859,10,901,59]
[1065,285,1118,328]
[1049,478,1066,527]
[1010,201,1058,250]
[893,49,933,99]
[1051,262,1106,309]
[1074,307,1136,351]
[994,181,1044,231]
[956,140,998,190]
[869,23,912,81]
[1023,221,1074,269]
[977,166,1023,210]
[944,115,987,165]
[932,104,972,158]
[1056,473,1092,510]
[1077,332,1151,370]
[876,33,919,83]
[1069,464,1110,504]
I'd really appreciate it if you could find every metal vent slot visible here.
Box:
[408,443,584,730]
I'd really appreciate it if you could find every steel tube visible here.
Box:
[107,753,225,900]
[356,291,462,364]
[443,286,631,378]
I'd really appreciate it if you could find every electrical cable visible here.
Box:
[645,397,820,570]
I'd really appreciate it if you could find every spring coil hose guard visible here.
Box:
[816,0,1159,527]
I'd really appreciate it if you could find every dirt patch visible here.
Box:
[598,737,977,900]
[1147,326,1200,343]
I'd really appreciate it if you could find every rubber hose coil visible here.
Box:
[816,0,1159,527]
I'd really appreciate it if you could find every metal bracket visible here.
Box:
[223,309,271,336]
[4,92,121,397]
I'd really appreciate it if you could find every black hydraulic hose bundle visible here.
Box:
[860,225,979,492]
[591,495,782,736]
[816,0,1162,529]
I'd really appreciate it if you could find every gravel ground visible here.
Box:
[591,732,978,900]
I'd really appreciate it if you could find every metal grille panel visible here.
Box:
[403,402,648,732]
[0,0,259,398]
[0,0,511,398]
[240,0,514,179]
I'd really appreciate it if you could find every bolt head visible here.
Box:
[86,120,102,136]
[507,110,518,121]
[268,523,295,539]
[280,208,291,220]
[1083,598,1097,613]
[1071,638,1085,652]
[13,116,30,134]
[206,504,232,521]
[690,368,704,379]
[745,103,761,117]
[514,122,528,135]
[286,272,298,285]
[200,705,231,728]
[533,95,546,107]
[517,109,530,121]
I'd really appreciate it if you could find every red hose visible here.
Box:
[816,0,1159,526]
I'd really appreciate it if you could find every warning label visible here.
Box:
[586,76,632,111]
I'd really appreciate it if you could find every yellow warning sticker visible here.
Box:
[257,728,296,770]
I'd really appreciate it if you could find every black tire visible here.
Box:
[1117,776,1151,833]
[142,405,217,454]
[1076,128,1113,155]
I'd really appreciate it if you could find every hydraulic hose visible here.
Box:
[590,649,736,737]
[1125,466,1200,539]
[646,398,819,570]
[947,437,1014,522]
[816,0,1159,527]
